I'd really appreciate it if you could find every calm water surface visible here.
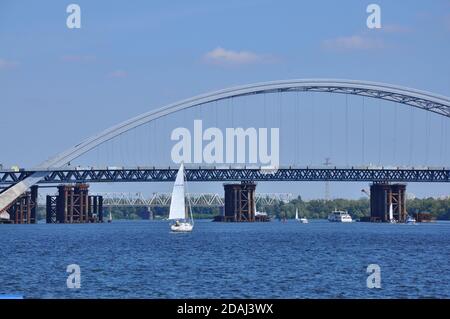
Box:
[0,220,449,298]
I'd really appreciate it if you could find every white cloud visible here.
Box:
[108,70,128,78]
[0,58,19,70]
[322,35,384,50]
[204,47,274,65]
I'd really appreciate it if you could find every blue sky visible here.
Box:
[0,0,449,199]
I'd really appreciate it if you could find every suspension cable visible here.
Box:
[378,100,382,165]
[393,103,397,164]
[440,115,444,165]
[296,91,300,166]
[134,127,138,166]
[279,91,282,160]
[231,97,234,128]
[329,93,333,160]
[120,133,124,167]
[95,141,100,168]
[311,93,315,165]
[345,94,349,166]
[425,111,430,165]
[146,121,153,165]
[215,100,218,128]
[362,96,365,164]
[409,105,414,165]
[445,119,449,167]
[263,93,267,128]
[152,122,156,166]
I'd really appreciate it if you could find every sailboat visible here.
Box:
[169,163,194,232]
[295,208,308,224]
[107,210,112,223]
[388,203,396,223]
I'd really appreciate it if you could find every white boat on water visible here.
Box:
[328,210,352,223]
[295,208,308,223]
[169,163,194,232]
[405,215,416,224]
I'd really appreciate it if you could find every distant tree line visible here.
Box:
[36,197,450,220]
[258,196,450,220]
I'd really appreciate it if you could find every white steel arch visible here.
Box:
[37,79,450,169]
[1,79,449,212]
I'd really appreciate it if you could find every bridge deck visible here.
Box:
[1,167,449,184]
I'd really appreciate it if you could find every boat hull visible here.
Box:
[171,222,193,232]
[328,210,353,222]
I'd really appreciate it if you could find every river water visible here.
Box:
[0,220,449,298]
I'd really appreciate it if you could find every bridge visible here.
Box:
[97,192,292,208]
[1,78,450,215]
[1,166,449,185]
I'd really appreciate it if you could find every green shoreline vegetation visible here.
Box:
[37,196,450,221]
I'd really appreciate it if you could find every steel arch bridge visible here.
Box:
[1,79,450,212]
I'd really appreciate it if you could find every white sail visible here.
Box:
[169,163,186,220]
[389,203,394,221]
[295,208,299,220]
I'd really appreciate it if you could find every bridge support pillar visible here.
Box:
[370,183,407,222]
[214,181,268,222]
[2,186,37,224]
[88,195,104,222]
[46,184,103,223]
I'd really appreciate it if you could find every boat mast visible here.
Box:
[183,165,194,225]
